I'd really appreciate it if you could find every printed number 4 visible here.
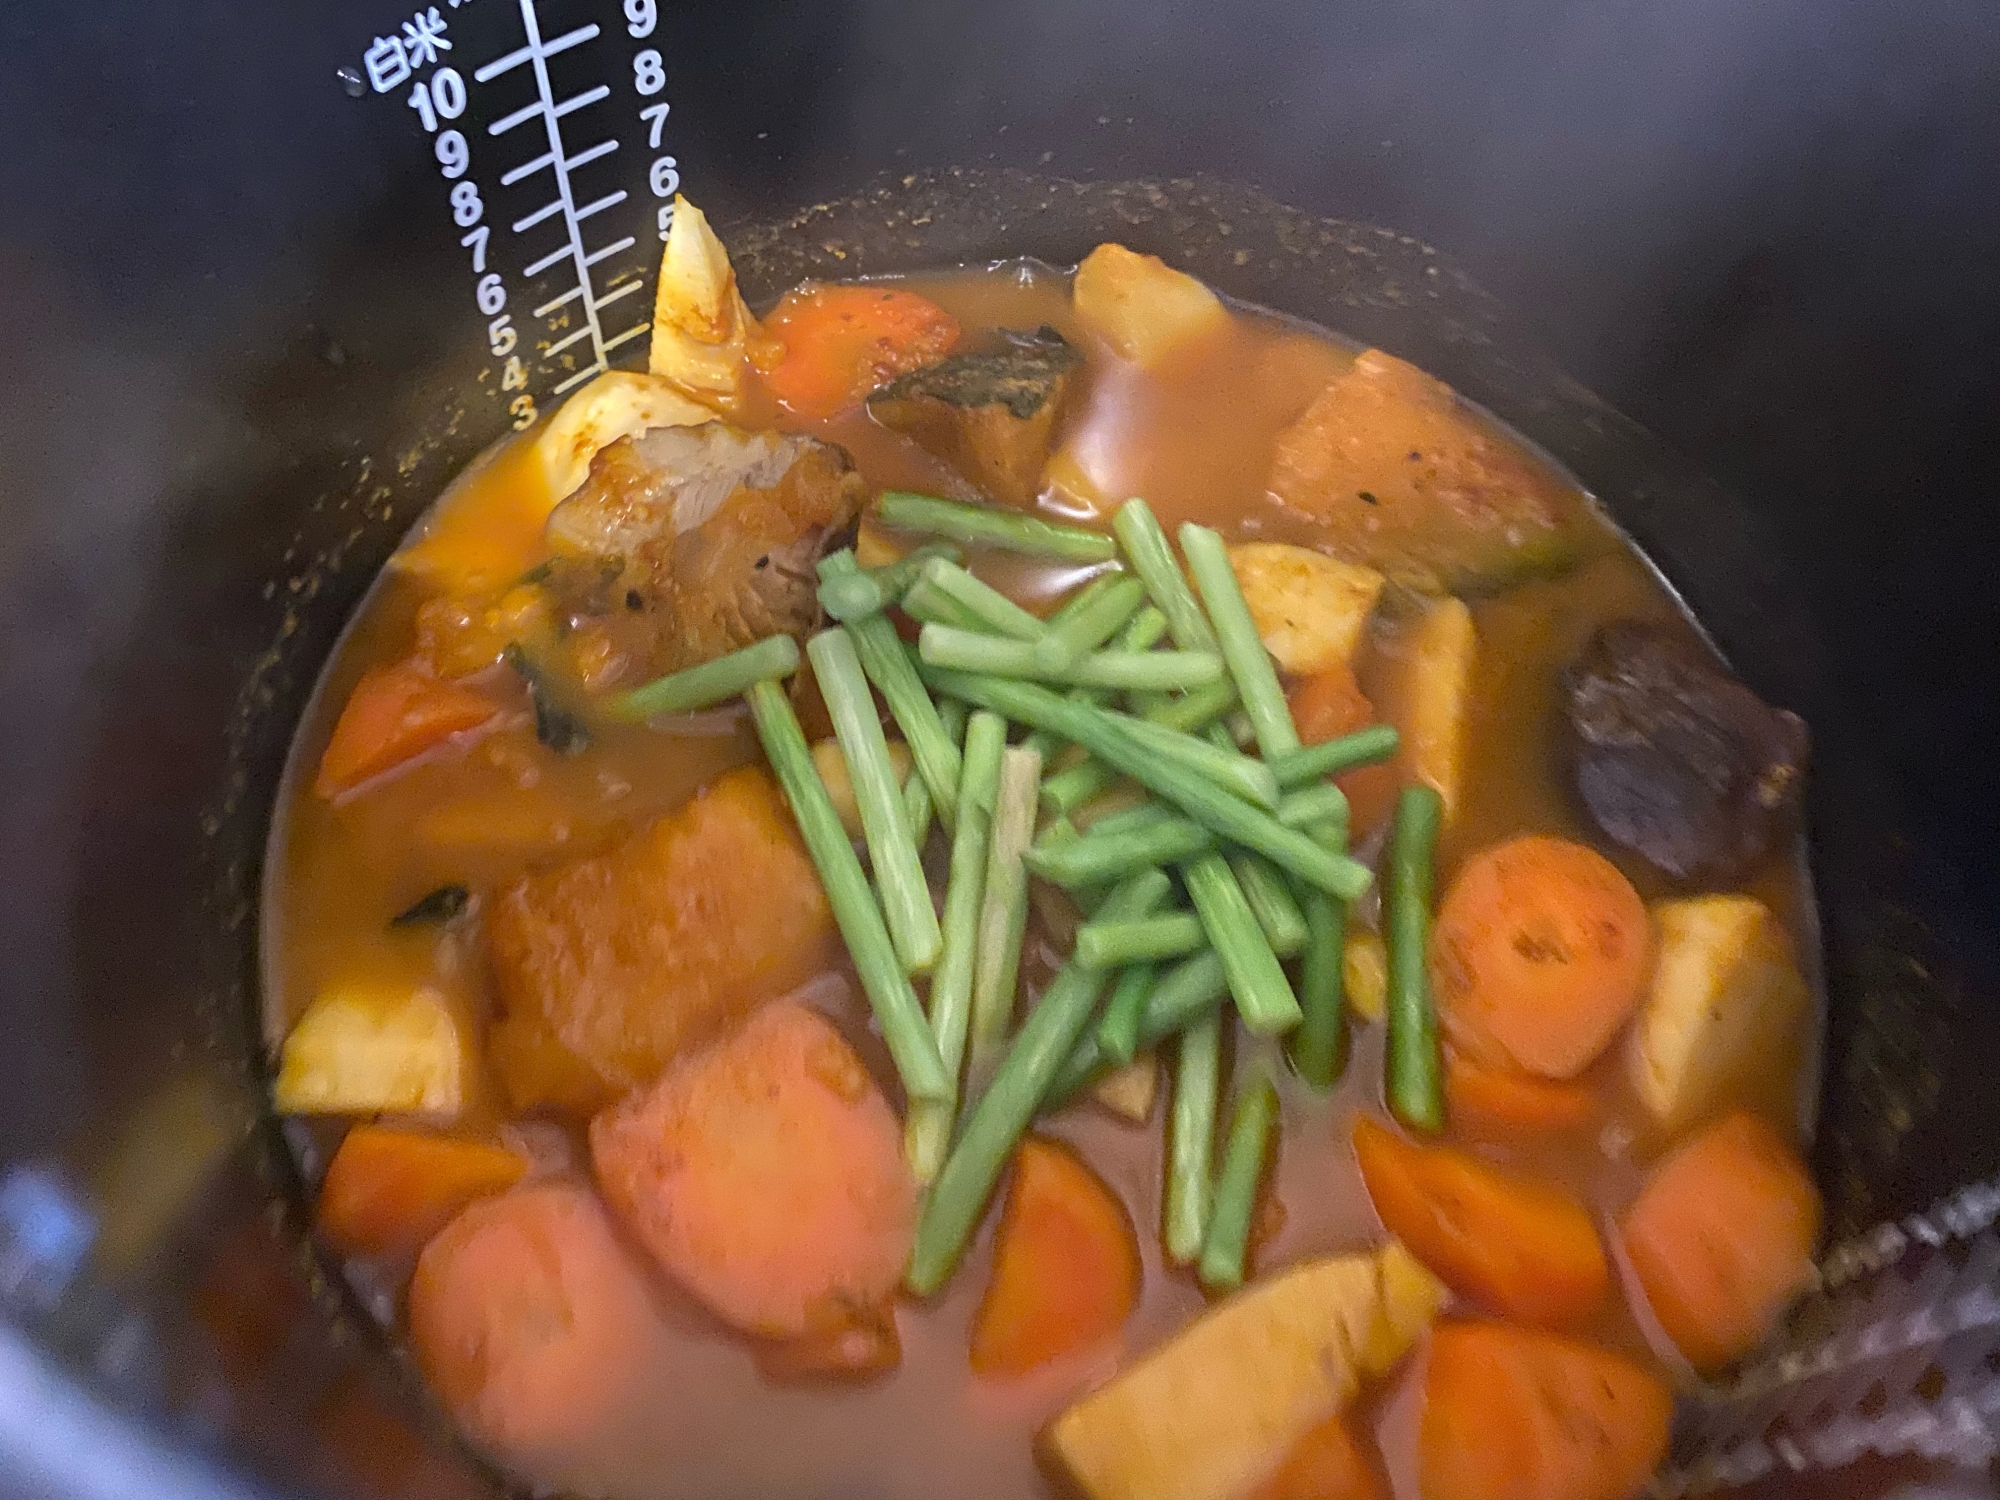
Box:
[501,356,528,391]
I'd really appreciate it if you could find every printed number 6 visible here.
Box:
[633,49,665,96]
[476,273,506,316]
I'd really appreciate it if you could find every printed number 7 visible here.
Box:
[642,102,670,151]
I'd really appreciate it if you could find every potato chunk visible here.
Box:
[486,765,838,1113]
[1380,597,1477,821]
[1073,244,1228,367]
[1089,1054,1159,1121]
[1628,896,1811,1133]
[1229,543,1385,676]
[1048,1242,1446,1500]
[811,738,913,840]
[275,982,464,1117]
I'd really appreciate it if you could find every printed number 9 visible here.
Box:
[436,130,469,180]
[633,49,665,95]
[451,181,483,228]
[624,0,656,38]
[476,274,506,317]
[649,156,679,198]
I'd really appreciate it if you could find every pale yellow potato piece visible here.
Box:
[1073,243,1228,367]
[1090,1053,1159,1122]
[1629,895,1811,1134]
[811,739,914,840]
[649,195,761,409]
[1392,596,1477,821]
[1228,543,1386,676]
[275,982,464,1117]
[1343,929,1388,1024]
[1049,1241,1446,1500]
[533,370,716,505]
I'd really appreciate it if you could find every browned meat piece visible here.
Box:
[486,765,840,1113]
[1268,349,1587,593]
[866,327,1081,508]
[1562,622,1809,883]
[543,421,865,678]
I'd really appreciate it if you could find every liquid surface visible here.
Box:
[264,261,1820,1500]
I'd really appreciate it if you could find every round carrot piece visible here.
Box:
[408,1181,654,1461]
[1244,1409,1387,1500]
[589,1000,917,1341]
[317,1126,526,1258]
[1418,1321,1671,1500]
[763,284,961,418]
[1619,1111,1821,1373]
[1352,1117,1609,1326]
[315,659,499,798]
[1429,835,1650,1079]
[1443,1051,1600,1136]
[969,1136,1140,1379]
[1286,664,1398,839]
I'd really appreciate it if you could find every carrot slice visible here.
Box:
[1619,1111,1820,1373]
[314,659,500,798]
[1444,1051,1600,1136]
[970,1136,1140,1378]
[1286,664,1398,839]
[1352,1117,1608,1325]
[316,1126,526,1258]
[408,1181,656,1461]
[1244,1410,1388,1500]
[1429,836,1650,1079]
[589,1000,917,1343]
[763,284,961,418]
[1418,1320,1671,1500]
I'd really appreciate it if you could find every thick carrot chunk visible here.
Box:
[1418,1321,1671,1500]
[1430,836,1650,1079]
[314,659,500,798]
[409,1181,655,1462]
[763,284,961,418]
[1244,1410,1387,1500]
[969,1136,1141,1379]
[1444,1052,1599,1136]
[1286,663,1398,840]
[1352,1117,1608,1326]
[590,1000,917,1345]
[316,1126,526,1258]
[1619,1111,1820,1373]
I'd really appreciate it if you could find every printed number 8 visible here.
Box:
[451,181,484,228]
[624,0,656,39]
[633,49,665,95]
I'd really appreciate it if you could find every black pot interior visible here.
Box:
[0,1,1995,1496]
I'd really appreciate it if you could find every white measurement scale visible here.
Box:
[342,0,680,427]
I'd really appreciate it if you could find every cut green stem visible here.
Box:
[1386,784,1446,1133]
[1198,1071,1279,1292]
[1277,782,1352,835]
[1141,678,1239,734]
[808,629,942,974]
[906,869,1170,1293]
[1075,912,1208,969]
[1118,714,1280,810]
[1114,498,1220,653]
[1044,575,1147,659]
[609,633,801,722]
[1046,949,1228,1106]
[916,558,1049,642]
[879,490,1118,564]
[1095,962,1159,1064]
[1164,1013,1221,1264]
[1179,523,1301,760]
[1024,815,1214,890]
[968,744,1042,1076]
[1226,851,1309,958]
[1270,724,1400,788]
[1182,852,1302,1035]
[919,624,1223,692]
[745,681,947,1100]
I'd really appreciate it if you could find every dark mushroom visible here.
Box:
[1561,621,1808,883]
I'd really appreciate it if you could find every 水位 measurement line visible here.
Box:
[472,22,598,82]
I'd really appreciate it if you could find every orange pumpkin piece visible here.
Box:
[1352,1117,1608,1326]
[969,1136,1141,1378]
[590,1000,917,1345]
[1619,1111,1821,1373]
[1244,1410,1388,1500]
[762,284,961,418]
[486,765,838,1113]
[1418,1320,1672,1500]
[313,659,500,798]
[1444,1052,1600,1136]
[409,1181,655,1462]
[1430,835,1650,1079]
[1286,663,1398,840]
[316,1126,527,1258]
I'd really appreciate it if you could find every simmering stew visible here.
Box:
[264,199,1821,1500]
